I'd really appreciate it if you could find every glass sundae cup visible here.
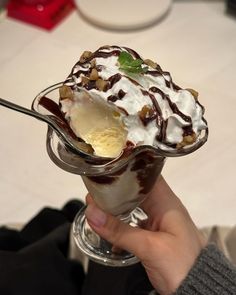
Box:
[32,81,208,267]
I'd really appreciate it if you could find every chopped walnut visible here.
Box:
[89,68,99,81]
[176,133,197,148]
[96,79,108,91]
[81,76,90,86]
[79,51,93,63]
[183,133,197,144]
[176,142,184,149]
[139,105,155,120]
[90,59,97,68]
[59,85,73,100]
[144,59,158,69]
[186,88,199,100]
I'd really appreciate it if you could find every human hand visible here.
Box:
[85,176,206,295]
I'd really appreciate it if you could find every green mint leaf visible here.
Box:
[118,51,133,65]
[129,59,143,67]
[118,51,148,74]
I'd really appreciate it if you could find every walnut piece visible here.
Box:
[81,76,90,86]
[89,68,99,81]
[139,105,155,120]
[59,85,73,100]
[79,51,93,63]
[186,88,199,100]
[144,59,158,69]
[183,133,197,144]
[90,59,97,68]
[96,79,108,91]
[176,133,197,148]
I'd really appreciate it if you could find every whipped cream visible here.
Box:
[60,45,208,157]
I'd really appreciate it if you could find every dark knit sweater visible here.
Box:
[175,244,236,295]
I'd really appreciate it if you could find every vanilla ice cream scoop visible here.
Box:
[60,89,126,158]
[59,45,208,158]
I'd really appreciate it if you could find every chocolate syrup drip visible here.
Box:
[123,46,142,60]
[107,95,119,102]
[165,80,171,88]
[88,175,116,184]
[166,96,191,123]
[149,87,192,123]
[118,89,126,99]
[183,125,194,137]
[73,48,121,68]
[146,70,163,77]
[141,112,158,126]
[94,49,121,59]
[38,96,77,139]
[172,82,181,91]
[161,72,180,91]
[108,73,122,88]
[117,106,129,116]
[196,100,205,115]
[131,152,164,194]
[156,119,168,142]
[149,93,163,118]
[101,45,121,50]
[121,141,135,158]
[107,89,127,103]
[126,76,140,86]
[140,89,163,126]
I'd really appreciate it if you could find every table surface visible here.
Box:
[0,0,235,227]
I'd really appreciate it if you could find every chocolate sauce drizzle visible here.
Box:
[108,73,122,88]
[108,89,126,103]
[149,87,192,123]
[131,152,164,194]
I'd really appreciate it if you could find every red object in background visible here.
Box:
[16,0,53,4]
[7,0,75,31]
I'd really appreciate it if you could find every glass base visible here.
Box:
[73,206,147,267]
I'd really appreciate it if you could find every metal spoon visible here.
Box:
[0,97,104,160]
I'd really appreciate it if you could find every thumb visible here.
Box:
[85,203,147,258]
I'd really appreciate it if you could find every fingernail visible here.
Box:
[85,204,107,227]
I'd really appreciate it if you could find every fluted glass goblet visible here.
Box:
[32,83,208,267]
[47,127,165,266]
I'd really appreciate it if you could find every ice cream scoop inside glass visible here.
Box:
[30,82,208,267]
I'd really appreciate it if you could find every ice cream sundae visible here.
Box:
[59,45,207,159]
[35,45,208,265]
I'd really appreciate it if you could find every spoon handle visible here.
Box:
[0,97,67,141]
[0,97,84,156]
[0,97,47,122]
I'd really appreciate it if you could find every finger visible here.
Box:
[85,194,93,205]
[141,176,174,213]
[85,203,149,259]
[141,176,192,233]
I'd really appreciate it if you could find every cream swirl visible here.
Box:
[61,45,207,156]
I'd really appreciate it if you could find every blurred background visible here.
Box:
[0,0,235,228]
